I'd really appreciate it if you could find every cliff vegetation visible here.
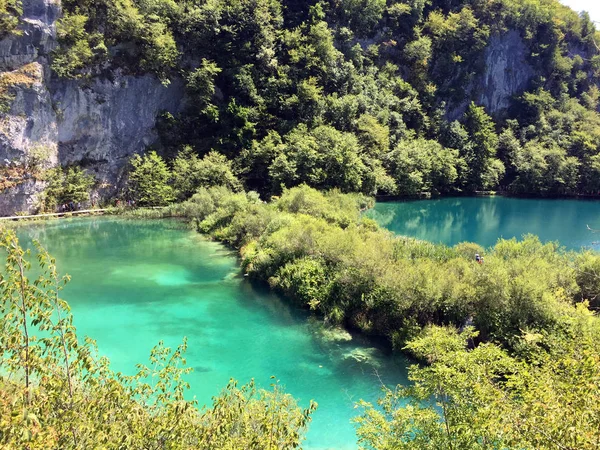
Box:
[49,0,600,198]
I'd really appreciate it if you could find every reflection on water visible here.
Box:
[15,217,409,450]
[367,196,600,250]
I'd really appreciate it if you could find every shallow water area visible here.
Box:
[14,217,409,449]
[367,196,600,250]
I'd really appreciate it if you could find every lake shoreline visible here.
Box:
[4,190,600,222]
[367,196,600,251]
[376,191,600,202]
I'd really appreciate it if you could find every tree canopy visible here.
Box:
[49,0,600,199]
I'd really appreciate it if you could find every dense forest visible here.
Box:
[49,0,600,199]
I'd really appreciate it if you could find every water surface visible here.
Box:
[367,196,600,249]
[15,217,408,450]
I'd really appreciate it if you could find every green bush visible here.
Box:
[0,0,21,37]
[40,165,95,212]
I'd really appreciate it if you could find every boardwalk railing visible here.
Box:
[0,209,111,221]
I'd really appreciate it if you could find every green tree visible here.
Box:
[403,34,432,89]
[337,0,386,36]
[463,102,502,190]
[172,147,242,200]
[51,12,106,79]
[287,77,324,125]
[186,59,222,120]
[269,125,368,194]
[312,125,366,192]
[139,20,179,82]
[49,0,600,199]
[510,142,580,195]
[128,151,174,206]
[41,165,95,211]
[171,146,201,200]
[387,138,461,195]
[356,114,390,158]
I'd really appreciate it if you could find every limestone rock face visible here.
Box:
[445,30,535,121]
[0,62,57,165]
[51,75,184,192]
[478,30,534,114]
[0,179,45,215]
[0,0,185,215]
[0,0,58,70]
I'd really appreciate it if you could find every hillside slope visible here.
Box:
[0,0,599,213]
[0,0,184,214]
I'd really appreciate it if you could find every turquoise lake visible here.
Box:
[367,196,600,250]
[14,217,409,450]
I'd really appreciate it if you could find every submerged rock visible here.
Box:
[222,271,239,281]
[318,326,353,343]
[341,347,382,369]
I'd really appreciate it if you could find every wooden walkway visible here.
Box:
[0,209,111,221]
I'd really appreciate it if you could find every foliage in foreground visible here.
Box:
[355,322,600,449]
[0,229,315,448]
[159,185,600,449]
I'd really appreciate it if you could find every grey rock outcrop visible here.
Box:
[445,30,535,120]
[478,30,534,114]
[0,62,57,165]
[51,74,184,192]
[0,0,185,215]
[0,0,58,70]
[0,179,45,215]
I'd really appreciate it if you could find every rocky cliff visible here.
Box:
[478,30,534,114]
[0,0,184,215]
[0,0,540,215]
[445,30,535,121]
